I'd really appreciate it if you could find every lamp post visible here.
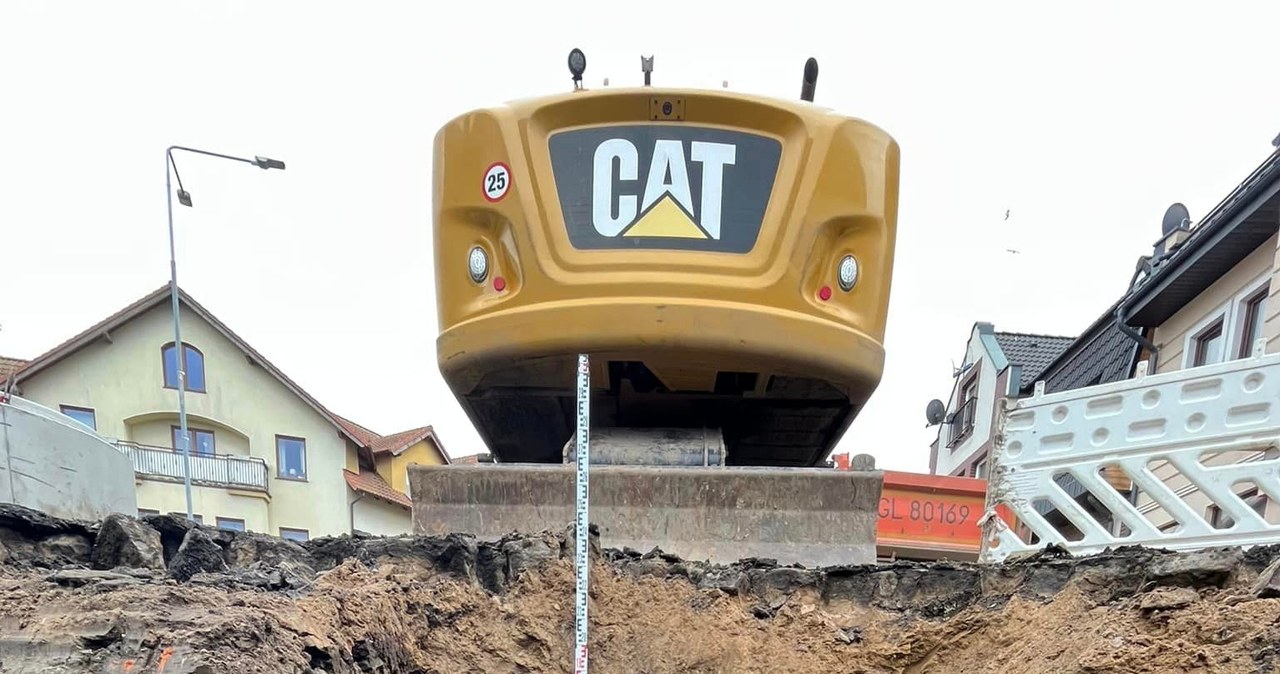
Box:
[166,146,285,522]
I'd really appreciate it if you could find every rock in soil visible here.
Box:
[91,513,164,570]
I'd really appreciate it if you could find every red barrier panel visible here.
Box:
[876,470,990,560]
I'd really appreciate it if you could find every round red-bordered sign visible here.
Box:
[482,161,512,202]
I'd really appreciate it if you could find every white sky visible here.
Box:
[3,1,1279,473]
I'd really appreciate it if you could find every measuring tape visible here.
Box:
[573,353,591,674]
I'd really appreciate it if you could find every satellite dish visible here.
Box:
[925,399,946,426]
[1161,203,1190,235]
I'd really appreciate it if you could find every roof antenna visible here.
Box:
[800,57,818,102]
[641,55,653,86]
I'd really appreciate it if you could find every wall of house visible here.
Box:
[126,417,252,456]
[352,496,410,536]
[17,302,354,539]
[135,481,272,532]
[933,330,998,477]
[388,439,447,494]
[1265,236,1280,351]
[1153,233,1277,374]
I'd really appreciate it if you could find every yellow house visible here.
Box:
[3,284,449,540]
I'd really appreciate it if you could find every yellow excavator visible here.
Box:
[409,51,898,566]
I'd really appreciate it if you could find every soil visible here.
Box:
[2,505,1280,673]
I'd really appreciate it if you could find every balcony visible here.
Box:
[945,397,977,449]
[114,441,269,493]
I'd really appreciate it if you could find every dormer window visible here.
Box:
[162,342,205,392]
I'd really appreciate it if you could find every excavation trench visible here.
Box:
[2,503,1280,673]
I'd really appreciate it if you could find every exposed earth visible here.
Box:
[2,504,1280,673]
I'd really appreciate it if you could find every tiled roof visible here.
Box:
[333,414,445,459]
[370,426,436,455]
[453,453,491,464]
[342,469,411,509]
[333,415,382,447]
[992,332,1074,391]
[0,357,27,382]
[1027,299,1141,396]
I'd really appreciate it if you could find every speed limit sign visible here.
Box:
[483,162,511,202]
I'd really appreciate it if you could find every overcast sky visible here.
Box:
[3,2,1279,473]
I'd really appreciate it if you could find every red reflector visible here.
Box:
[493,277,507,292]
[818,285,832,301]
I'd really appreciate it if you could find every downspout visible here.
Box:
[1114,304,1158,372]
[349,492,365,535]
[1116,257,1160,372]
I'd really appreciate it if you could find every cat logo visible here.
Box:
[549,125,781,253]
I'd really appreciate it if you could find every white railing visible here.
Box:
[115,441,269,493]
[980,339,1280,562]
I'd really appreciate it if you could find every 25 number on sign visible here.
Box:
[483,162,511,202]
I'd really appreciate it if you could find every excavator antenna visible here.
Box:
[800,57,818,101]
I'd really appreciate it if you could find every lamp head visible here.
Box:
[254,156,286,170]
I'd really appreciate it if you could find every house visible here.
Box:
[987,142,1280,539]
[1098,146,1280,531]
[928,323,1072,478]
[3,284,450,539]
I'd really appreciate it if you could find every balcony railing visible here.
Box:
[945,397,978,448]
[114,441,269,493]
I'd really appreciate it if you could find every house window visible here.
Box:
[168,512,203,524]
[1237,288,1268,359]
[162,342,206,392]
[137,508,159,519]
[948,376,979,448]
[216,517,246,532]
[59,405,96,430]
[1207,488,1268,529]
[171,426,215,456]
[279,527,309,542]
[276,435,307,480]
[1191,318,1225,367]
[970,452,989,479]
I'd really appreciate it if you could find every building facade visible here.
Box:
[981,144,1280,540]
[3,285,449,539]
[929,323,1071,479]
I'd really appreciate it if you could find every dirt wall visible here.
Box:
[2,504,1280,673]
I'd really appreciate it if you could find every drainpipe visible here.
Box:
[348,492,365,535]
[1115,304,1159,373]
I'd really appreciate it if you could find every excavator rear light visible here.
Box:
[838,255,859,291]
[468,246,489,284]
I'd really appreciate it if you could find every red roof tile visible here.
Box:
[0,357,27,382]
[343,469,412,509]
[332,414,382,448]
[370,426,436,455]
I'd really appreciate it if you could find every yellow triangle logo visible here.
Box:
[622,194,708,239]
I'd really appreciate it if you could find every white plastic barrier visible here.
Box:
[981,340,1280,562]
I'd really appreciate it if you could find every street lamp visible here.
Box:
[165,146,285,522]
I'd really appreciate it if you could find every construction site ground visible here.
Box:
[3,505,1280,673]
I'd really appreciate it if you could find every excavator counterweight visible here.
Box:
[411,54,897,566]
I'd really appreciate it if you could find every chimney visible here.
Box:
[1153,202,1192,259]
